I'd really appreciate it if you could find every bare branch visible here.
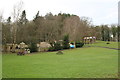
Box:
[12,0,24,22]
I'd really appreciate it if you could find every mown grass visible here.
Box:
[2,47,118,78]
[0,53,2,79]
[85,41,119,49]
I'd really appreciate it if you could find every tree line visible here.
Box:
[1,3,119,46]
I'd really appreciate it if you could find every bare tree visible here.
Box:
[11,1,23,44]
[0,12,2,80]
[0,12,3,44]
[0,12,3,45]
[7,1,24,52]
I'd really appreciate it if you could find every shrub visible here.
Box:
[62,35,70,49]
[48,47,55,51]
[54,42,63,51]
[56,51,63,55]
[48,42,63,51]
[106,42,110,44]
[75,41,84,48]
[29,42,38,52]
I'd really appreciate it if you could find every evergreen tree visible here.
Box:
[7,16,11,24]
[29,42,38,52]
[33,11,39,21]
[101,25,105,41]
[63,34,70,49]
[19,10,27,24]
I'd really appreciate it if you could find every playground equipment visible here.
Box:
[83,36,96,44]
[37,42,51,52]
[3,42,29,54]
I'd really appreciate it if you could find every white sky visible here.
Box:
[0,0,119,25]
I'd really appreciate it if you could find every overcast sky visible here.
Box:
[0,0,119,25]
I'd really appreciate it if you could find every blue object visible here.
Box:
[70,45,75,48]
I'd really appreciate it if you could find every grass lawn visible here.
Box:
[85,41,119,49]
[0,53,2,79]
[2,47,118,78]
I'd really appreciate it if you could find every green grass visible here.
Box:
[0,53,2,79]
[85,41,119,49]
[3,47,118,78]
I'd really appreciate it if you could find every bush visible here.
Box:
[62,35,70,49]
[29,42,38,52]
[48,47,55,51]
[106,42,110,44]
[48,42,63,51]
[75,41,84,48]
[56,51,63,55]
[54,42,63,51]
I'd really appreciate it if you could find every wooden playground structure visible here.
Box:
[3,42,30,53]
[83,36,96,44]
